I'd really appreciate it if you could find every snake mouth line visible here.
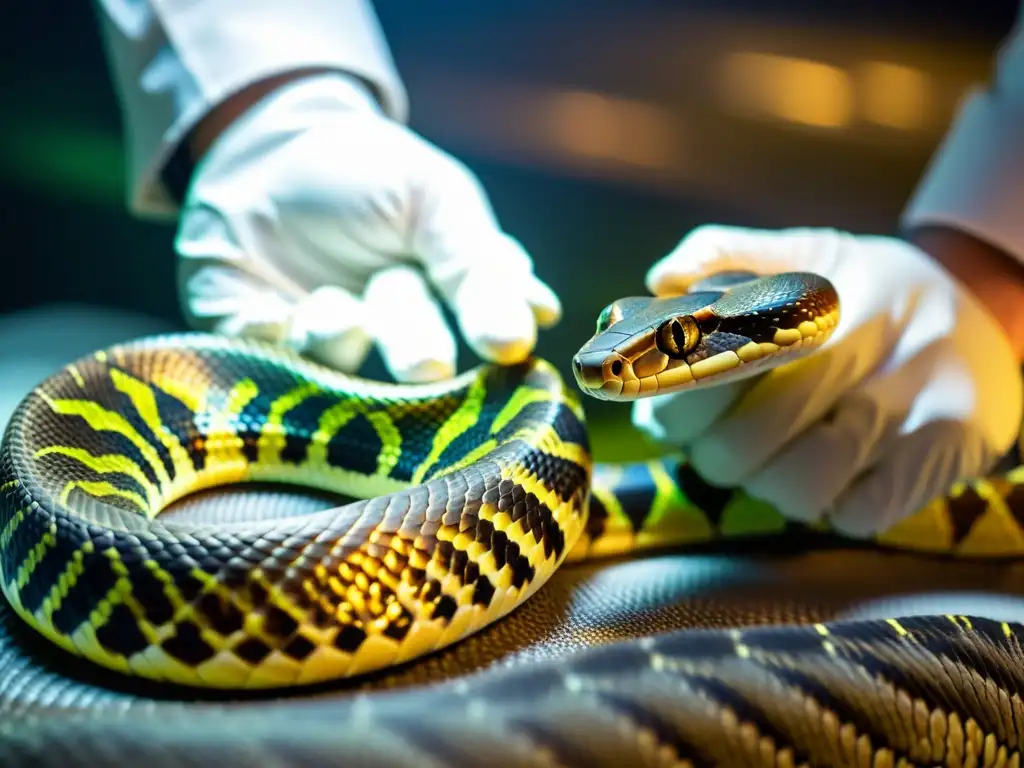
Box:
[579,307,840,402]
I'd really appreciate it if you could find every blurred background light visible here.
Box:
[720,52,855,129]
[858,61,932,130]
[543,90,679,170]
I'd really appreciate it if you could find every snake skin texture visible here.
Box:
[4,272,1024,766]
[5,554,1024,768]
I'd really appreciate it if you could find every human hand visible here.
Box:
[632,225,1022,536]
[175,72,560,382]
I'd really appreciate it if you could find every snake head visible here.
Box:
[572,272,840,402]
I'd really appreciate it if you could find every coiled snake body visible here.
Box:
[3,270,1024,766]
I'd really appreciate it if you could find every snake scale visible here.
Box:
[3,270,1024,767]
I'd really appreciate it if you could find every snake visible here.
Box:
[3,269,1024,766]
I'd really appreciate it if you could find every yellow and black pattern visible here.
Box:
[6,269,1024,767]
[0,334,595,688]
[577,456,1024,561]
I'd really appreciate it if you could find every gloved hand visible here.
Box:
[175,72,561,382]
[632,225,1023,536]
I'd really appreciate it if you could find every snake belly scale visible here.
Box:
[5,270,1024,765]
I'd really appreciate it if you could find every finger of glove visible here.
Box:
[522,273,563,329]
[754,312,1014,528]
[741,393,888,525]
[363,265,458,382]
[425,223,560,362]
[303,333,373,373]
[453,229,563,333]
[409,145,511,283]
[450,264,554,365]
[288,284,373,373]
[686,318,889,487]
[451,233,563,361]
[827,420,993,539]
[824,332,1015,537]
[437,237,556,364]
[646,225,851,296]
[408,146,560,361]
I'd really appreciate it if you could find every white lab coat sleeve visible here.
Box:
[902,6,1024,264]
[94,0,408,220]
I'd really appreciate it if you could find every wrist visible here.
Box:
[908,225,1024,361]
[186,69,381,165]
[161,70,382,207]
[187,69,321,165]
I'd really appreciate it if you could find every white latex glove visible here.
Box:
[175,72,561,382]
[632,225,1022,537]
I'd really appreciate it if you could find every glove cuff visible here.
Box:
[183,72,384,202]
[168,72,382,205]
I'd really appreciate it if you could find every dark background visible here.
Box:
[0,1,1019,445]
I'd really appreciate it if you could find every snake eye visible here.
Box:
[596,302,624,333]
[655,316,700,359]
